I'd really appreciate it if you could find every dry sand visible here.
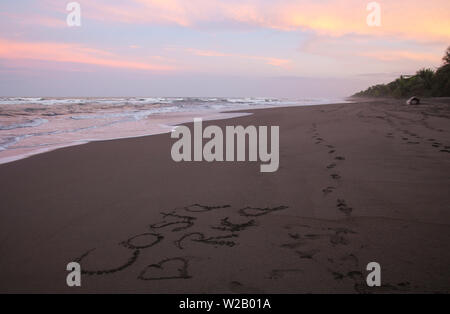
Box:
[0,99,449,293]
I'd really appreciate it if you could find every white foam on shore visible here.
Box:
[0,118,48,130]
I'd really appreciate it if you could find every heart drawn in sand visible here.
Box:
[138,257,191,281]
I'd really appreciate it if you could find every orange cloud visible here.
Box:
[0,38,175,71]
[66,0,450,42]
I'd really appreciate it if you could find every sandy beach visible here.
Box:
[0,99,449,293]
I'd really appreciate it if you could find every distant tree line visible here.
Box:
[353,46,450,98]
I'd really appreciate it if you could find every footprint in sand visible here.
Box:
[268,269,303,280]
[329,232,350,245]
[287,233,301,240]
[296,249,320,259]
[331,270,363,281]
[340,253,359,266]
[322,186,336,196]
[330,173,341,180]
[336,199,353,216]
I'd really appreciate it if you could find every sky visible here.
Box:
[0,0,449,98]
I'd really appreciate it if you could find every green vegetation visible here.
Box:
[353,46,450,98]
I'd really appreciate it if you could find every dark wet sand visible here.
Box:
[0,99,449,293]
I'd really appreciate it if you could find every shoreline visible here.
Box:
[0,110,253,165]
[0,99,348,165]
[0,99,347,166]
[0,99,449,293]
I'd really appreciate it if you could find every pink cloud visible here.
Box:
[0,38,176,71]
[0,12,66,28]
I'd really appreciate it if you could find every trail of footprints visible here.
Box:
[310,123,353,217]
[385,126,450,153]
[361,107,449,154]
[279,222,411,293]
[74,203,288,281]
[280,224,363,286]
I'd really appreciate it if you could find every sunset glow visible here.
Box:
[1,0,449,96]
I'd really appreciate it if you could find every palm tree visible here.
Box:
[443,46,450,65]
[416,68,434,89]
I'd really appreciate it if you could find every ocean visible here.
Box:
[0,97,345,164]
